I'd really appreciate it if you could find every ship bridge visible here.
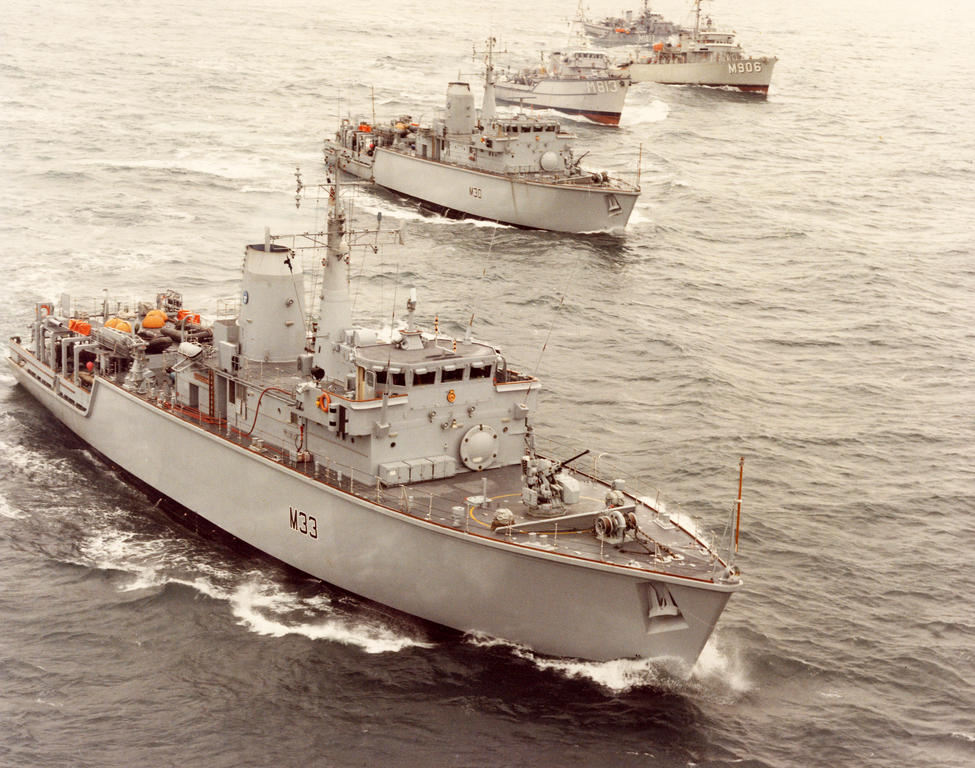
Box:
[353,336,501,400]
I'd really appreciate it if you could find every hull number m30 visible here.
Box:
[469,187,482,198]
[289,506,318,539]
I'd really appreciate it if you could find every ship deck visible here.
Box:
[7,341,732,587]
[412,464,727,582]
[136,377,728,585]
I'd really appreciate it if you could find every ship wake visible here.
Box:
[75,520,434,655]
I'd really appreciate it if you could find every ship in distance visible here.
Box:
[323,43,640,233]
[493,49,631,126]
[576,0,682,46]
[615,0,777,94]
[7,182,744,667]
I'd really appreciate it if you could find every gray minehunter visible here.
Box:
[323,44,640,234]
[7,185,742,666]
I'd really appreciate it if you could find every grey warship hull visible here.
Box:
[621,57,776,93]
[7,351,736,663]
[324,79,640,233]
[8,182,741,668]
[332,147,638,233]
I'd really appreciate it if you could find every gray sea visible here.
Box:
[2,0,974,766]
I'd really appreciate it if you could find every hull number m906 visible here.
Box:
[728,61,762,74]
[289,506,318,539]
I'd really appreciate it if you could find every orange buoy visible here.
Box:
[106,317,132,332]
[142,309,167,329]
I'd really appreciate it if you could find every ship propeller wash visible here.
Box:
[7,183,743,667]
[323,42,640,233]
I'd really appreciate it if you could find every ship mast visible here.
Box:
[481,36,497,122]
[313,183,353,381]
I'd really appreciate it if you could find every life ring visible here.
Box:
[316,392,331,412]
[446,389,456,403]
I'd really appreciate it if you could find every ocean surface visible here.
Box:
[2,0,974,765]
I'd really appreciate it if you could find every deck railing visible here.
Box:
[157,392,732,569]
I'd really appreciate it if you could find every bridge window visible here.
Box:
[470,363,493,379]
[413,368,436,386]
[441,366,464,382]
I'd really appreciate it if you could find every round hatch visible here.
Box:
[459,424,499,471]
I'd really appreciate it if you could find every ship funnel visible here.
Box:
[445,82,475,134]
[238,242,306,362]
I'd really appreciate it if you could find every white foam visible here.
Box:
[622,99,670,126]
[690,637,752,695]
[529,654,675,692]
[626,203,655,228]
[0,493,23,519]
[229,581,433,654]
[465,632,675,692]
[466,631,751,695]
[0,436,71,476]
[63,499,435,654]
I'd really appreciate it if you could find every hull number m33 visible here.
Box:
[289,506,318,539]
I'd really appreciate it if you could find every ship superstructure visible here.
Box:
[494,49,631,125]
[577,0,682,46]
[616,0,777,94]
[7,186,743,667]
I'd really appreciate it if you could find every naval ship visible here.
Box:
[495,49,631,126]
[323,51,640,233]
[6,183,743,667]
[616,1,777,94]
[577,0,682,46]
